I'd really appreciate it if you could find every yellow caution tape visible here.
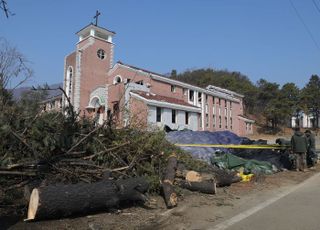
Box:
[174,143,290,149]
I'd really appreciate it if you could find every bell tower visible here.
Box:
[63,12,115,113]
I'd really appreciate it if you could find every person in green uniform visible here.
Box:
[291,127,308,172]
[305,130,317,168]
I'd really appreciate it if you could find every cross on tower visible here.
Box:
[93,10,101,26]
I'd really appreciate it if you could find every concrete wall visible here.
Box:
[147,106,198,131]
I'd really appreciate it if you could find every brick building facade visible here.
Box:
[63,23,254,136]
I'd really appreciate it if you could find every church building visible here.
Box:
[63,19,254,136]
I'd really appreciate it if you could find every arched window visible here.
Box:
[113,75,122,85]
[90,97,101,108]
[66,66,73,98]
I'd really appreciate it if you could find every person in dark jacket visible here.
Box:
[305,130,317,168]
[291,127,308,171]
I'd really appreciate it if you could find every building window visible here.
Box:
[206,114,209,127]
[218,98,221,106]
[230,118,233,130]
[113,75,122,84]
[136,80,143,85]
[113,102,120,121]
[97,49,105,60]
[156,107,162,122]
[171,85,176,93]
[198,92,202,103]
[189,90,194,102]
[185,112,189,125]
[230,101,232,110]
[183,88,187,96]
[225,107,227,116]
[172,109,176,123]
[225,117,228,129]
[225,99,227,108]
[219,116,222,128]
[213,115,216,128]
[66,66,73,99]
[199,115,202,128]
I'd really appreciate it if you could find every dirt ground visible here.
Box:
[4,165,319,230]
[3,132,319,230]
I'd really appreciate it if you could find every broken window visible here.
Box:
[198,92,202,103]
[172,109,176,123]
[189,90,194,102]
[206,114,209,127]
[136,80,143,85]
[213,115,216,128]
[156,107,162,122]
[185,112,189,125]
[183,88,187,96]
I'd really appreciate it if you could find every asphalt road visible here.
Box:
[213,172,320,230]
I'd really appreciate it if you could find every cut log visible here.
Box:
[162,153,178,208]
[178,180,216,194]
[175,164,239,187]
[210,168,241,187]
[187,166,240,187]
[176,169,215,182]
[26,177,148,221]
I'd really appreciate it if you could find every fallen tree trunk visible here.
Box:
[162,153,178,208]
[211,168,241,187]
[178,180,216,194]
[176,164,240,187]
[26,177,148,221]
[176,169,215,182]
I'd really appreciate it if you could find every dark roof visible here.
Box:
[117,61,211,91]
[131,90,198,108]
[117,61,168,79]
[76,23,116,35]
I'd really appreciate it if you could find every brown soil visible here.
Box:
[4,165,320,230]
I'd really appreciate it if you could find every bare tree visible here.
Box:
[0,37,33,89]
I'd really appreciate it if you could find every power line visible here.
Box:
[312,0,320,15]
[289,0,320,51]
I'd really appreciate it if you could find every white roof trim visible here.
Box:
[130,92,201,113]
[113,63,242,102]
[150,74,241,103]
[206,85,244,98]
[238,115,255,123]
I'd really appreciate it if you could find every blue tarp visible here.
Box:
[166,130,288,171]
[166,130,243,162]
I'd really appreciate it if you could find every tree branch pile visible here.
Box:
[0,87,240,217]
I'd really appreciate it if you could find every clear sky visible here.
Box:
[1,0,320,89]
